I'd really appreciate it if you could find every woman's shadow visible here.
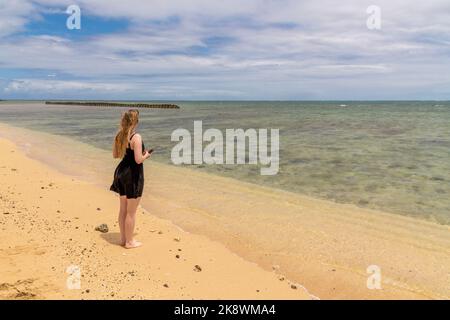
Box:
[100,232,122,246]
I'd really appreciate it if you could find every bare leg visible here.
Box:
[124,197,142,249]
[118,196,127,246]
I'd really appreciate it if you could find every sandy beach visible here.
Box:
[0,123,449,300]
[0,137,312,299]
[2,0,450,304]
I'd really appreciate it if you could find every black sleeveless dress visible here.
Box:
[110,133,145,199]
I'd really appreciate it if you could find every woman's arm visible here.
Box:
[131,134,151,164]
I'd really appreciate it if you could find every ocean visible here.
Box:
[1,100,449,224]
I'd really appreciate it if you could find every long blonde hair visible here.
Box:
[113,109,140,158]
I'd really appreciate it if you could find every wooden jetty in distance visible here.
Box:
[45,101,180,109]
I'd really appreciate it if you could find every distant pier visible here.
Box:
[45,101,180,109]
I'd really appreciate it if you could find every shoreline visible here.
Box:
[2,102,449,226]
[0,123,449,299]
[1,121,447,228]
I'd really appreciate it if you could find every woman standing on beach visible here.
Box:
[110,109,151,249]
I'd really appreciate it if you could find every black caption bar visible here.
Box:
[0,300,438,319]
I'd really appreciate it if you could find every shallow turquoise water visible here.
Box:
[1,101,449,224]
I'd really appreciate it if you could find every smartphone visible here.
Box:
[142,148,153,156]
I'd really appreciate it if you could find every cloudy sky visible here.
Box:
[0,0,449,100]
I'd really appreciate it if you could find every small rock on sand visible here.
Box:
[194,265,202,272]
[95,224,109,233]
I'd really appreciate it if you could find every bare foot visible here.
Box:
[124,240,142,249]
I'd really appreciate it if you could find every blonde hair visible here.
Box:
[113,109,140,158]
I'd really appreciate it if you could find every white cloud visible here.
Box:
[4,79,132,92]
[0,0,35,37]
[0,0,449,99]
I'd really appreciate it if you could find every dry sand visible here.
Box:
[0,138,312,300]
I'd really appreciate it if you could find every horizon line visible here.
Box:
[2,99,450,102]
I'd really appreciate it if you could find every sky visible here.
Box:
[0,0,449,100]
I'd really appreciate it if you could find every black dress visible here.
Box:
[110,133,145,199]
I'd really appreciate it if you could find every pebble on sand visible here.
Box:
[95,224,109,233]
[194,265,202,272]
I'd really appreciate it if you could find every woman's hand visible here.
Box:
[143,150,152,160]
